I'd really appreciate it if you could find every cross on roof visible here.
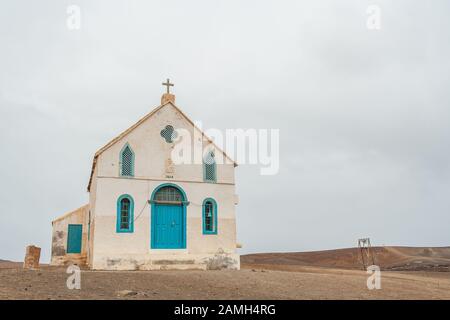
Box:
[162,78,174,94]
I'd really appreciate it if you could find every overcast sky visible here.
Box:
[1,1,449,263]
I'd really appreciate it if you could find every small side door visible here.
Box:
[67,224,82,254]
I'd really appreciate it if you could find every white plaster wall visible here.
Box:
[96,103,235,184]
[92,178,237,255]
[89,103,239,270]
[88,166,98,267]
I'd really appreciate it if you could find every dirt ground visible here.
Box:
[1,263,450,300]
[2,247,450,300]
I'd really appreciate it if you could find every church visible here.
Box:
[50,80,240,270]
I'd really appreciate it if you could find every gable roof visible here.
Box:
[52,204,89,224]
[87,101,237,191]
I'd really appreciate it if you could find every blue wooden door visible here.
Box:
[153,204,183,249]
[67,224,82,253]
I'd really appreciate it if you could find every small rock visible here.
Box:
[117,290,138,297]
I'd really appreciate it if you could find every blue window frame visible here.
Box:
[116,194,134,233]
[202,198,217,235]
[203,150,217,183]
[120,143,135,177]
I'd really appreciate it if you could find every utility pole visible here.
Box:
[358,238,376,270]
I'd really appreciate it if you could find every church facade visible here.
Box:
[50,84,240,270]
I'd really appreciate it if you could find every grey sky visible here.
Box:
[1,0,449,262]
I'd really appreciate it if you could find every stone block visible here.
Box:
[23,245,41,269]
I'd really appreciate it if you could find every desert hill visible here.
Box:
[0,259,22,269]
[241,246,450,271]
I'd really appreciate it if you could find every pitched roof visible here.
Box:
[87,101,237,191]
[52,204,89,224]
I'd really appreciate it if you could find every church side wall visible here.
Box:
[87,166,99,268]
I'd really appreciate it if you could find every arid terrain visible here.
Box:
[1,247,450,300]
[242,246,450,272]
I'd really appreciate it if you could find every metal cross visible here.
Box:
[162,78,174,94]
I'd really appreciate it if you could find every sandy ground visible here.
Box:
[1,263,450,300]
[2,247,450,300]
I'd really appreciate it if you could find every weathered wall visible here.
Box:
[89,102,239,270]
[23,245,41,269]
[51,205,89,266]
[92,252,240,271]
[91,178,238,269]
[96,103,236,183]
[87,165,98,268]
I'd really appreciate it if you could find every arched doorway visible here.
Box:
[150,183,188,249]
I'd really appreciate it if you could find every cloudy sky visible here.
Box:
[1,1,449,262]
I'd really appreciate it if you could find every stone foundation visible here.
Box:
[92,251,240,271]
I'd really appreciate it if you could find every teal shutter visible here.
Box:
[120,143,135,177]
[67,224,82,253]
[203,151,217,182]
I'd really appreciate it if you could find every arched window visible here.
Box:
[116,195,134,233]
[203,198,217,234]
[203,150,217,183]
[120,143,135,177]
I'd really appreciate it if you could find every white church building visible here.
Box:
[51,80,240,270]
